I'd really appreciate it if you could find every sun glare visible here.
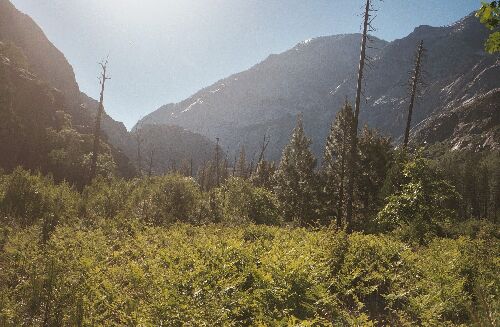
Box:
[95,0,204,24]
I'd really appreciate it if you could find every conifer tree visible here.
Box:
[251,160,276,190]
[274,115,318,225]
[356,126,393,227]
[322,101,354,228]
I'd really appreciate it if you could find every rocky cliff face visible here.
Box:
[411,88,500,151]
[0,0,218,174]
[140,14,499,160]
[0,0,79,103]
[0,0,129,153]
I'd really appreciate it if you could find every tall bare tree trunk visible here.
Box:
[147,148,155,178]
[257,132,270,167]
[215,137,220,187]
[337,129,348,229]
[134,121,144,175]
[346,0,371,232]
[89,60,110,181]
[403,40,424,149]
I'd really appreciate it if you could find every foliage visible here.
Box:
[82,176,137,221]
[427,147,500,220]
[354,126,393,229]
[377,157,460,244]
[329,233,415,325]
[216,177,281,225]
[0,224,335,326]
[0,168,79,241]
[251,160,276,190]
[477,1,500,53]
[274,115,319,225]
[124,174,203,226]
[322,102,353,227]
[0,156,497,325]
[0,221,497,326]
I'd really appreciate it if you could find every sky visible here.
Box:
[10,0,478,129]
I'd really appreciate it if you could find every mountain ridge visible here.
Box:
[0,0,218,176]
[139,13,499,160]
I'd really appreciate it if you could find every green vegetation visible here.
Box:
[0,4,498,324]
[1,92,498,324]
[477,1,500,53]
[0,150,498,325]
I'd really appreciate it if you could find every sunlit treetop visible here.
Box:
[476,1,500,53]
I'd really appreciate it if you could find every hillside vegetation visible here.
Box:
[0,155,498,326]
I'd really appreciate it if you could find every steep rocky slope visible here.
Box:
[140,14,499,159]
[411,88,500,151]
[0,0,135,174]
[0,0,217,175]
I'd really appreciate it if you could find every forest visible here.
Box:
[0,0,499,326]
[1,104,499,325]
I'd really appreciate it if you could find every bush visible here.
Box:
[0,224,334,325]
[216,177,281,225]
[125,174,203,225]
[408,237,499,326]
[378,158,459,244]
[329,233,414,325]
[82,176,136,220]
[0,222,498,326]
[0,168,78,234]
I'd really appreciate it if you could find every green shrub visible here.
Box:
[216,177,281,225]
[0,168,78,235]
[0,222,498,326]
[0,224,334,325]
[378,158,459,244]
[125,174,203,225]
[409,237,499,326]
[329,233,414,325]
[82,176,136,220]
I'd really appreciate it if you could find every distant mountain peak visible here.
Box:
[139,13,499,159]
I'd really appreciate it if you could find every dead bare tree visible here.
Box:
[345,0,376,232]
[403,40,425,149]
[215,137,220,187]
[89,59,111,181]
[147,147,156,178]
[133,121,144,175]
[257,132,270,168]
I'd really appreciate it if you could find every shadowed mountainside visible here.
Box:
[139,14,499,160]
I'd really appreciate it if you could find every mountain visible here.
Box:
[132,124,218,175]
[0,0,136,176]
[411,88,500,151]
[139,14,499,160]
[0,0,217,177]
[0,0,79,101]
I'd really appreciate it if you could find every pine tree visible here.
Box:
[356,126,393,228]
[274,115,318,225]
[322,101,354,228]
[251,160,276,190]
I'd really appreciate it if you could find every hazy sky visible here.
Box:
[10,0,478,129]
